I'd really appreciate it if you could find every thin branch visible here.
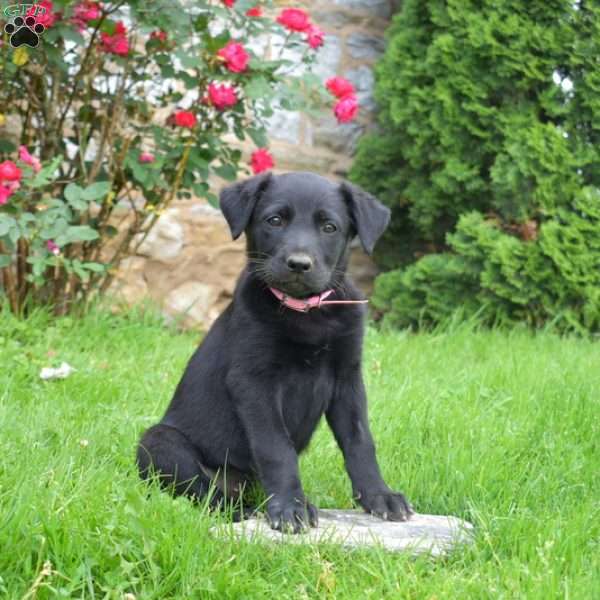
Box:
[0,241,19,314]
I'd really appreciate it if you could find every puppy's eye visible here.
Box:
[266,215,283,227]
[322,222,337,233]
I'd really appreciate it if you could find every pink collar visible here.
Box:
[269,287,368,313]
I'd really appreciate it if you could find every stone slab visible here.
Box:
[214,509,474,556]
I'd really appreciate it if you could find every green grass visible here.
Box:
[0,306,598,599]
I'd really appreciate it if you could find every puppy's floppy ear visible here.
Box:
[340,181,391,254]
[219,172,272,239]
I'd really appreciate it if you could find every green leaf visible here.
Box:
[0,140,16,154]
[245,76,271,101]
[188,153,209,180]
[0,255,11,268]
[131,163,149,187]
[155,54,171,66]
[8,226,20,245]
[100,20,118,35]
[193,15,209,32]
[28,255,48,278]
[40,217,69,240]
[82,181,111,202]
[233,124,245,142]
[103,225,119,238]
[30,156,62,188]
[82,262,106,273]
[180,72,199,89]
[213,164,238,182]
[18,213,36,233]
[192,182,209,197]
[63,226,100,244]
[0,215,17,238]
[176,50,201,69]
[61,27,85,46]
[205,31,230,53]
[247,128,268,148]
[65,183,83,205]
[159,63,176,78]
[206,192,219,208]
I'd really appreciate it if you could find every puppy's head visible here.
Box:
[220,171,390,298]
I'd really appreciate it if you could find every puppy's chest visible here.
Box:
[276,345,335,450]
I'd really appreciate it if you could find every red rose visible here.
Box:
[217,41,250,74]
[277,8,311,32]
[100,21,129,56]
[246,6,262,17]
[0,161,20,205]
[108,36,129,55]
[150,30,167,42]
[334,95,359,123]
[46,240,60,255]
[206,83,238,111]
[306,25,324,49]
[251,149,274,174]
[72,1,101,30]
[221,0,235,6]
[138,152,155,164]
[174,111,197,128]
[0,186,12,206]
[73,2,101,22]
[18,146,42,173]
[27,1,57,28]
[326,77,355,99]
[0,160,22,182]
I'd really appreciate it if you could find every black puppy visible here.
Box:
[137,171,412,531]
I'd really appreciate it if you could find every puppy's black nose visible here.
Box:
[286,253,313,273]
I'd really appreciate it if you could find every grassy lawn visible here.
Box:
[0,306,598,599]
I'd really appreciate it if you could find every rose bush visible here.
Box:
[0,0,357,315]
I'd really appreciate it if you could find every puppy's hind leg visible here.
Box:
[136,424,222,506]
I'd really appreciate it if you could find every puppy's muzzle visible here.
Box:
[286,253,313,273]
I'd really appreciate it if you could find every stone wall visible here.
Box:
[267,0,395,175]
[110,0,396,330]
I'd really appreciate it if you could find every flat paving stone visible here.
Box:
[214,509,474,556]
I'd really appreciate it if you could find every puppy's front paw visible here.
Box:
[266,496,319,533]
[357,489,413,521]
